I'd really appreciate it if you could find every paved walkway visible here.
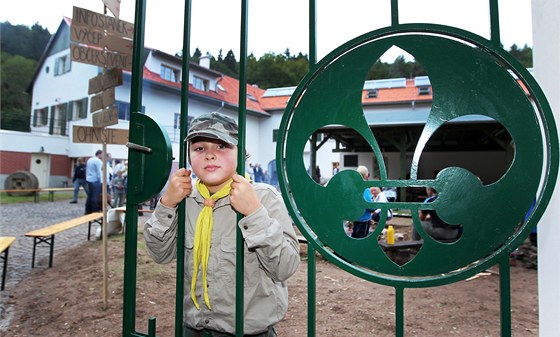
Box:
[0,198,99,329]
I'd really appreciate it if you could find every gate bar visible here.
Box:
[175,0,193,336]
[235,0,249,336]
[307,0,317,336]
[122,0,147,333]
[499,255,512,337]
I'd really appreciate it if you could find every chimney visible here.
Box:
[199,53,211,68]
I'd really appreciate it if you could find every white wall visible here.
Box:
[533,0,560,335]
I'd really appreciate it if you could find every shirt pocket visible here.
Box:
[218,236,260,288]
[184,235,194,281]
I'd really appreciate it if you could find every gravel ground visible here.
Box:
[0,198,94,330]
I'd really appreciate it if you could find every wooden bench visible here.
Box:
[0,187,81,203]
[25,212,103,268]
[0,236,16,290]
[378,239,424,251]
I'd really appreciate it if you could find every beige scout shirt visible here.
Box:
[144,182,300,334]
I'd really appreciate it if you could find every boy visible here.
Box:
[144,112,300,337]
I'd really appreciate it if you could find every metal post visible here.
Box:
[122,0,147,334]
[235,1,249,335]
[176,0,193,335]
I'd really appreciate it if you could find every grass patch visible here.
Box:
[0,192,86,204]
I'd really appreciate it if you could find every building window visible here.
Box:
[193,76,209,91]
[116,100,145,121]
[54,54,71,76]
[174,113,194,130]
[33,107,49,126]
[161,64,180,82]
[273,129,279,142]
[343,154,358,167]
[418,86,431,95]
[69,98,88,120]
[367,89,379,98]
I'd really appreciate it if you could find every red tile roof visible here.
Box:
[143,67,268,115]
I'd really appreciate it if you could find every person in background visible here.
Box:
[412,187,461,241]
[349,165,374,238]
[111,170,126,207]
[143,112,300,336]
[85,150,103,214]
[70,157,88,204]
[368,186,393,222]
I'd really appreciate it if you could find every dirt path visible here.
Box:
[1,230,538,337]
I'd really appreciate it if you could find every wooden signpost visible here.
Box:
[70,2,133,310]
[88,68,123,95]
[70,6,134,71]
[73,126,128,145]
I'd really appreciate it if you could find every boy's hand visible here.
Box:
[230,174,261,216]
[161,168,192,208]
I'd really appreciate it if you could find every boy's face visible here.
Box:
[189,137,238,193]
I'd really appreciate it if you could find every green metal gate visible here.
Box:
[122,1,558,336]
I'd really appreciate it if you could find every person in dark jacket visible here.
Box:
[70,157,88,203]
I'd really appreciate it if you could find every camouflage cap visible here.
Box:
[185,112,239,145]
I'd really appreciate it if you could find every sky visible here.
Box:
[0,0,533,62]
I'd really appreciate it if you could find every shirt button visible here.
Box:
[167,214,172,219]
[205,319,210,324]
[243,225,248,230]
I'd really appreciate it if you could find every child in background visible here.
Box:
[143,112,300,337]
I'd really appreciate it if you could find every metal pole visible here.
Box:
[176,0,193,336]
[122,0,147,334]
[235,1,249,335]
[308,1,317,336]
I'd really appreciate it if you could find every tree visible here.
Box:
[509,44,532,68]
[1,52,36,131]
[1,21,51,61]
[223,49,238,75]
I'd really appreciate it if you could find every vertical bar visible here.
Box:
[308,1,317,336]
[236,1,249,336]
[391,0,399,26]
[122,0,147,335]
[307,1,318,336]
[102,142,109,309]
[32,239,37,268]
[395,286,404,337]
[488,0,501,47]
[308,0,317,66]
[1,248,9,291]
[48,236,55,268]
[307,246,316,337]
[148,317,157,337]
[499,256,512,337]
[176,0,193,336]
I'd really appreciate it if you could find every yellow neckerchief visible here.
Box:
[191,178,232,310]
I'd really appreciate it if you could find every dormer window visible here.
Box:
[161,64,180,82]
[418,86,431,95]
[367,89,379,98]
[194,76,209,91]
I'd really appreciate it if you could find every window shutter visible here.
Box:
[65,56,72,73]
[60,104,68,136]
[67,101,74,121]
[33,110,38,127]
[42,108,48,125]
[49,106,55,134]
[80,97,88,118]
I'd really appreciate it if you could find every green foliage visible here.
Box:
[1,21,51,61]
[1,51,36,131]
[508,44,533,68]
[197,44,532,88]
[1,22,50,132]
